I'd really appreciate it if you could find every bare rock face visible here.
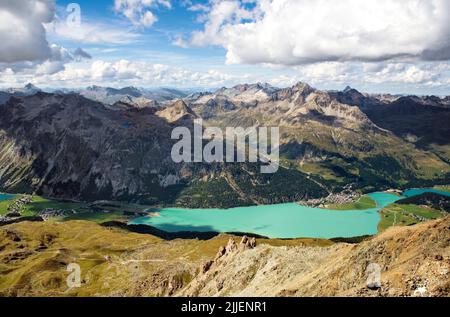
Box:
[200,260,214,274]
[211,237,257,266]
[0,92,331,207]
[239,236,257,251]
[225,238,238,253]
[156,100,197,123]
[0,93,187,202]
[214,246,226,261]
[185,236,258,297]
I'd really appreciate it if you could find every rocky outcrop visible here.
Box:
[181,236,257,296]
[156,100,197,123]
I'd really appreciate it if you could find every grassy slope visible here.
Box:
[23,196,88,214]
[378,203,446,231]
[435,185,450,193]
[0,220,333,296]
[0,195,87,217]
[325,195,377,211]
[61,211,128,223]
[0,199,13,216]
[0,195,150,223]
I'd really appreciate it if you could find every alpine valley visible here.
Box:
[0,82,449,208]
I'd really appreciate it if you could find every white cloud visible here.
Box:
[114,0,171,28]
[271,61,450,88]
[366,63,446,85]
[0,58,237,89]
[2,56,450,94]
[35,60,65,75]
[0,68,18,86]
[190,0,255,47]
[0,0,55,63]
[172,36,189,48]
[187,3,210,12]
[295,62,356,84]
[81,59,235,87]
[47,19,141,45]
[188,0,450,66]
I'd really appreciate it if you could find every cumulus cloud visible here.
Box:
[365,63,448,85]
[84,59,234,87]
[35,60,65,75]
[172,36,189,48]
[114,0,171,28]
[47,18,142,45]
[0,0,55,63]
[2,56,450,93]
[269,61,450,88]
[187,0,450,65]
[0,58,237,89]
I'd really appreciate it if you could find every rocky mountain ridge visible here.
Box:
[0,91,327,206]
[0,82,449,207]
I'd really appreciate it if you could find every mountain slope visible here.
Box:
[0,93,180,203]
[181,216,450,297]
[0,92,327,207]
[4,83,41,97]
[363,96,450,148]
[79,86,188,106]
[0,82,449,207]
[185,83,450,192]
[0,92,10,105]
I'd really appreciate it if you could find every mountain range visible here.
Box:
[1,84,189,108]
[0,82,449,207]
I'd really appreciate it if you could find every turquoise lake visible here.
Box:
[1,189,447,239]
[0,193,16,201]
[130,188,449,239]
[129,192,382,239]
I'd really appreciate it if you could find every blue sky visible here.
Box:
[1,0,450,95]
[53,0,230,68]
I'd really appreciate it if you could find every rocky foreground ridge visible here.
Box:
[0,217,448,297]
[181,217,450,297]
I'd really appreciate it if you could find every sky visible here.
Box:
[0,0,450,95]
